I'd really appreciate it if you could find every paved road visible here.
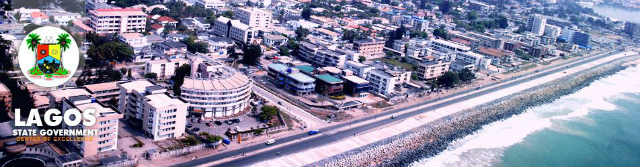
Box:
[175,49,626,167]
[252,85,325,129]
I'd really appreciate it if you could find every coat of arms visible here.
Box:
[25,33,71,79]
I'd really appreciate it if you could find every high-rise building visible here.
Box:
[624,22,640,38]
[527,15,546,36]
[89,8,147,34]
[571,31,591,48]
[544,24,562,39]
[235,7,272,29]
[61,95,122,157]
[142,93,188,141]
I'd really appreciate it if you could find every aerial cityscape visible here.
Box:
[0,0,639,166]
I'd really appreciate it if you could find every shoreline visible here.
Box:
[311,55,640,167]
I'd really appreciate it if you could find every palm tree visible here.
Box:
[26,33,41,52]
[26,33,41,74]
[56,33,72,74]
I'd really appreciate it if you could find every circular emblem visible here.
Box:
[18,26,80,87]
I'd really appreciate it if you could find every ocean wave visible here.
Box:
[412,66,640,167]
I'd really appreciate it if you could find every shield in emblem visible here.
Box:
[36,44,62,75]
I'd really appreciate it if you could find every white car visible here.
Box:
[265,139,276,145]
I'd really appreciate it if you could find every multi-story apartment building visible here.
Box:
[342,75,370,97]
[118,80,156,126]
[314,74,344,96]
[84,81,122,105]
[527,14,547,36]
[344,61,374,78]
[142,93,187,141]
[267,63,316,96]
[196,0,225,9]
[235,7,272,29]
[367,69,411,97]
[354,39,385,59]
[88,8,147,34]
[48,88,91,110]
[213,17,258,43]
[416,58,452,80]
[119,33,149,52]
[61,95,122,157]
[298,41,353,68]
[430,38,471,53]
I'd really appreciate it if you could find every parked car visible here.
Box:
[214,121,222,125]
[265,139,276,145]
[192,128,200,132]
[308,130,320,135]
[222,139,231,144]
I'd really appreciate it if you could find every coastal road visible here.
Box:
[251,85,325,129]
[175,49,632,167]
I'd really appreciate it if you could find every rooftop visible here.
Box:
[145,93,185,108]
[90,8,146,16]
[342,75,369,84]
[119,80,155,94]
[289,72,315,83]
[49,88,90,102]
[315,74,343,84]
[295,65,315,74]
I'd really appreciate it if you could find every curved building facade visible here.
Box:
[180,60,252,119]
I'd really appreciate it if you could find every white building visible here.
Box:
[544,24,562,39]
[527,14,547,36]
[235,7,272,29]
[430,38,471,53]
[180,58,253,119]
[117,80,156,125]
[213,17,258,43]
[47,11,81,25]
[142,93,188,141]
[196,0,225,9]
[119,33,149,53]
[366,69,411,97]
[144,58,189,80]
[416,58,451,80]
[89,8,147,34]
[454,51,486,71]
[61,95,122,157]
[344,61,374,78]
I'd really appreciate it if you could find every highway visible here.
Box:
[174,49,627,167]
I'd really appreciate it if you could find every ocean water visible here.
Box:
[593,5,640,23]
[409,65,640,167]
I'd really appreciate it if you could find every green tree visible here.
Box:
[240,44,262,66]
[437,71,460,88]
[221,10,234,18]
[295,27,310,41]
[182,36,209,54]
[433,25,450,40]
[278,46,290,56]
[358,56,366,63]
[458,68,476,82]
[172,64,191,96]
[301,7,312,20]
[439,0,452,14]
[259,105,279,121]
